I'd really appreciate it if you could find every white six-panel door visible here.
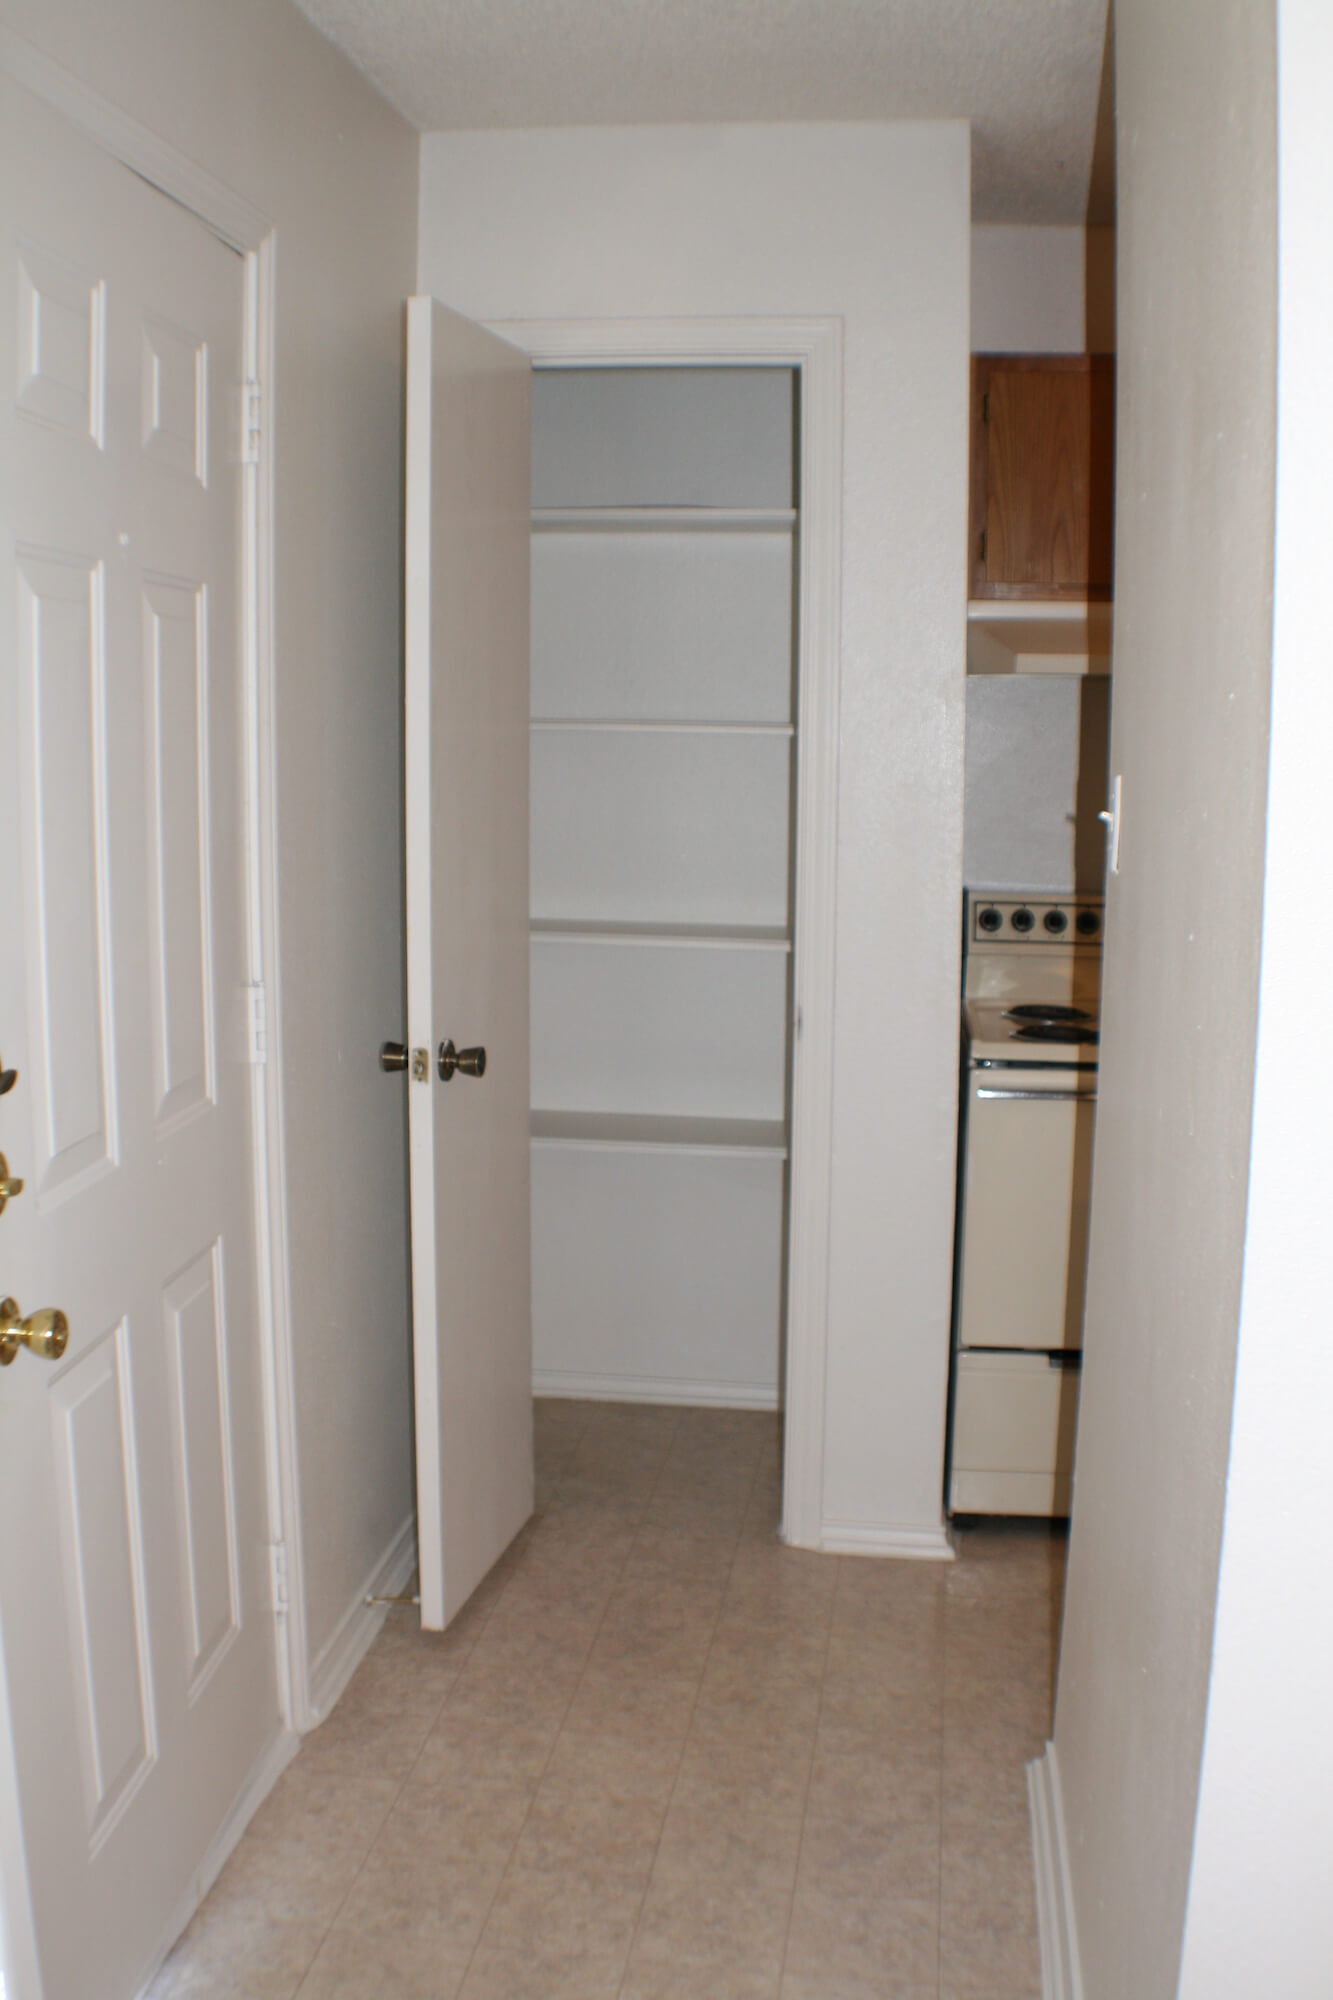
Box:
[0,79,278,2000]
[404,298,534,1631]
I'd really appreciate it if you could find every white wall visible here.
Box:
[1176,2,1333,1988]
[971,224,1087,353]
[0,1,419,1688]
[419,123,971,1544]
[971,223,1115,354]
[1051,3,1279,1994]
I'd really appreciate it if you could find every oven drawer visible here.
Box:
[956,1071,1095,1352]
[949,1350,1080,1517]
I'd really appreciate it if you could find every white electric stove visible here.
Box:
[948,892,1104,1517]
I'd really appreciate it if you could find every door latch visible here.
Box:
[379,1042,430,1081]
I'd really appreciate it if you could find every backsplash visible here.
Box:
[963,674,1110,893]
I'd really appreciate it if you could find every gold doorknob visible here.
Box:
[0,1154,23,1216]
[0,1297,69,1367]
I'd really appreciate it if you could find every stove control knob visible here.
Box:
[977,905,1003,934]
[1011,906,1035,934]
[1043,909,1068,935]
[1076,908,1102,937]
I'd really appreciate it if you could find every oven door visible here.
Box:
[956,1064,1096,1353]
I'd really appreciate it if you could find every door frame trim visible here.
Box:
[0,29,310,1736]
[490,316,842,1549]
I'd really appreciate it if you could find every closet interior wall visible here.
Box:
[529,366,798,1408]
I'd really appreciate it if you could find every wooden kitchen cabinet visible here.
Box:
[970,354,1115,601]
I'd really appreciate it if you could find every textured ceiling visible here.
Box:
[291,0,1115,224]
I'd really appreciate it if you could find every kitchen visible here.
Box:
[950,322,1115,1522]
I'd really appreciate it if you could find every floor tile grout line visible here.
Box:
[293,1492,554,1991]
[285,1620,495,1998]
[771,1542,843,1999]
[613,1412,771,1999]
[285,1727,410,1997]
[448,1404,685,1996]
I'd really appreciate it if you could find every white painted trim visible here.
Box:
[0,32,308,1737]
[818,1520,956,1561]
[533,1370,779,1411]
[1028,1741,1085,2000]
[491,315,842,1551]
[240,232,313,1735]
[0,25,268,252]
[781,323,842,1553]
[132,1722,299,2000]
[307,1513,417,1725]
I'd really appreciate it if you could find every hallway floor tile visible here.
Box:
[148,1402,1064,2000]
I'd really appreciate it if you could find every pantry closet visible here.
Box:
[528,366,799,1408]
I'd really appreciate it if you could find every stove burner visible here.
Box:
[1005,1004,1094,1023]
[1013,1023,1099,1044]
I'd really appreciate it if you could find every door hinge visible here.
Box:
[241,379,262,465]
[245,983,268,1065]
[268,1541,289,1615]
[979,529,987,565]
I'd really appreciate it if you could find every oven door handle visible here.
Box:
[974,1087,1097,1102]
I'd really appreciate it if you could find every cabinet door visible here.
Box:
[970,355,1115,600]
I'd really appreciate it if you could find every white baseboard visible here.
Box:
[533,1369,779,1411]
[815,1518,956,1561]
[306,1512,417,1724]
[134,1720,299,1997]
[1028,1740,1084,2000]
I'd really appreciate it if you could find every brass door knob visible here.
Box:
[0,1298,69,1367]
[379,1041,409,1073]
[0,1154,23,1216]
[437,1040,486,1082]
[0,1059,15,1096]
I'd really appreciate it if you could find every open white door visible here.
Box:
[404,298,534,1632]
[0,80,280,1999]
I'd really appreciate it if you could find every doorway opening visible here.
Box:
[492,320,843,1551]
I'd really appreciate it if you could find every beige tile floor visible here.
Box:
[149,1401,1066,2000]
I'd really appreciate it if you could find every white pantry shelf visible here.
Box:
[532,507,796,534]
[530,1110,789,1158]
[530,919,792,952]
[531,717,793,736]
